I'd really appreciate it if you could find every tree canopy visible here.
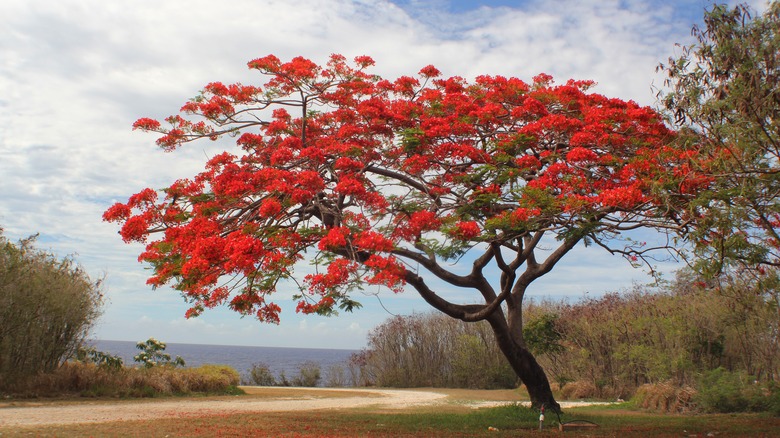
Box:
[659,2,780,274]
[105,54,696,322]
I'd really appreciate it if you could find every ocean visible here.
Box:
[90,340,357,385]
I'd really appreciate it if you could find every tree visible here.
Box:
[358,312,517,389]
[133,337,186,368]
[0,229,103,384]
[658,2,780,274]
[104,54,700,410]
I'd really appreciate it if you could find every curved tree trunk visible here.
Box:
[487,313,561,413]
[403,263,562,412]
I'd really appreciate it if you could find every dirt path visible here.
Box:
[0,387,612,428]
[0,387,448,427]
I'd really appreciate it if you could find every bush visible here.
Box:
[694,367,778,413]
[559,380,598,400]
[360,312,517,389]
[2,361,242,398]
[451,334,517,389]
[185,364,240,392]
[767,383,780,416]
[76,346,124,371]
[632,381,697,413]
[0,232,103,387]
[325,364,348,387]
[696,368,751,412]
[244,362,276,386]
[526,268,780,402]
[292,361,321,387]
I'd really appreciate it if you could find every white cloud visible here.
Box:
[1,0,709,349]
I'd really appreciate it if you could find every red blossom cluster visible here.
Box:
[104,54,707,323]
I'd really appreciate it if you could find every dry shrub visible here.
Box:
[140,368,174,394]
[532,269,780,405]
[164,368,189,393]
[0,361,241,398]
[560,380,598,399]
[185,365,240,392]
[633,381,697,413]
[127,365,238,395]
[556,379,624,400]
[362,312,517,389]
[2,362,134,397]
[33,362,98,393]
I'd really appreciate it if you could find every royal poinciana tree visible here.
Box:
[104,55,705,410]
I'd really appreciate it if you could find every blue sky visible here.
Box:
[0,0,769,349]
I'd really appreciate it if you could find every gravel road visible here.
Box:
[0,387,612,428]
[0,388,448,427]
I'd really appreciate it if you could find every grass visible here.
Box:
[2,388,779,437]
[1,362,243,399]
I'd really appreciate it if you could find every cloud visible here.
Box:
[0,0,706,348]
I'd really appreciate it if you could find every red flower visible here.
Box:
[132,118,161,131]
[419,65,441,78]
[318,227,350,251]
[566,147,599,163]
[452,221,480,240]
[258,198,282,218]
[102,203,131,222]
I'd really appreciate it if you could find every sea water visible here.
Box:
[90,340,357,385]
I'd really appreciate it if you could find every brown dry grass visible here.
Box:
[2,362,241,399]
[633,381,697,413]
[559,380,598,399]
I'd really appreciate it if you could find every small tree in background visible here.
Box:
[133,337,185,368]
[658,2,780,274]
[75,346,125,371]
[0,229,103,385]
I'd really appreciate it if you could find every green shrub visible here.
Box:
[292,361,321,387]
[695,368,749,412]
[277,371,292,387]
[767,382,780,416]
[694,367,778,413]
[523,313,564,356]
[244,362,276,386]
[75,346,124,371]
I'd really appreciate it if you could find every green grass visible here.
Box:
[3,402,779,437]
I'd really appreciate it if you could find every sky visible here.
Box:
[1,0,770,350]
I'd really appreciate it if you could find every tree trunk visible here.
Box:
[487,313,561,413]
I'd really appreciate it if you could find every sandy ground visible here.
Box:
[0,388,446,427]
[0,387,609,428]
